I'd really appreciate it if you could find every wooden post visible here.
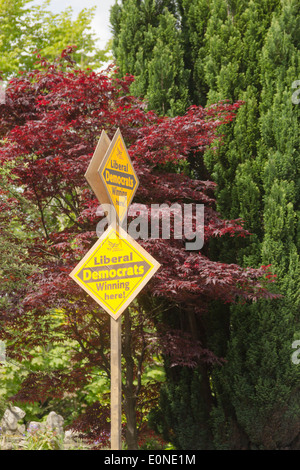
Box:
[110,316,122,450]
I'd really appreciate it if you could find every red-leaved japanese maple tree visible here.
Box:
[0,50,278,449]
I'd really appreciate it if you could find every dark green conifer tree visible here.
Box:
[203,0,300,449]
[110,0,300,449]
[110,0,189,115]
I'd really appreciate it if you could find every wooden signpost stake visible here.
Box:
[70,129,160,451]
[110,314,122,450]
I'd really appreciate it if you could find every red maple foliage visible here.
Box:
[0,50,279,447]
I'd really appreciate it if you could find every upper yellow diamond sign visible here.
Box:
[98,128,139,223]
[69,225,160,319]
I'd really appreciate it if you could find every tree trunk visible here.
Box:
[123,309,138,450]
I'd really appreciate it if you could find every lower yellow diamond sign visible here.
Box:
[70,225,160,319]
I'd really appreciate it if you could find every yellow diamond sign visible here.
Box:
[99,128,139,223]
[70,225,160,319]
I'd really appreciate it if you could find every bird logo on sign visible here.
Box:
[107,240,123,252]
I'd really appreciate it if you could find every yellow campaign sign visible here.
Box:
[70,225,160,319]
[99,128,139,223]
